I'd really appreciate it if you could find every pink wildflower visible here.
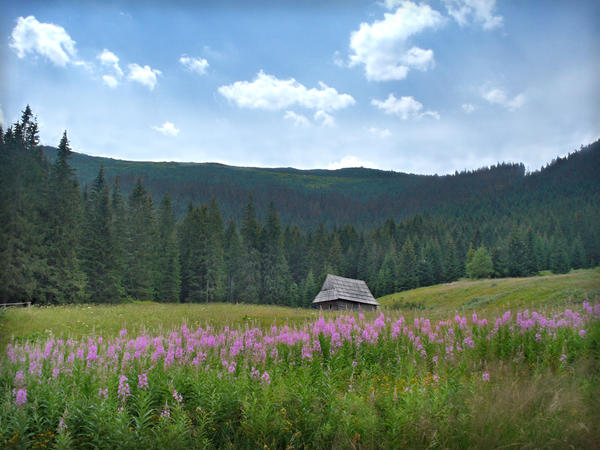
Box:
[261,371,271,385]
[482,372,490,382]
[137,373,149,390]
[14,388,27,406]
[173,390,183,403]
[98,387,109,400]
[579,329,586,338]
[118,375,130,400]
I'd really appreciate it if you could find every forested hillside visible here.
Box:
[2,106,599,305]
[41,146,530,227]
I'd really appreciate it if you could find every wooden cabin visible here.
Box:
[312,274,379,311]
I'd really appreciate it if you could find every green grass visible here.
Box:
[0,303,343,345]
[1,270,599,448]
[2,268,599,345]
[379,268,600,315]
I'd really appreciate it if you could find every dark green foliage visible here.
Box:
[2,106,600,304]
[154,194,180,302]
[81,167,122,303]
[124,179,155,300]
[466,247,494,279]
[43,131,86,303]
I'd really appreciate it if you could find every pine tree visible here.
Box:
[224,221,243,302]
[550,238,570,274]
[179,204,207,303]
[507,231,529,277]
[205,199,226,302]
[81,167,121,302]
[44,131,86,303]
[397,237,418,290]
[124,179,155,300]
[301,269,317,307]
[111,177,127,288]
[154,194,180,302]
[260,202,291,304]
[0,111,49,303]
[442,235,461,282]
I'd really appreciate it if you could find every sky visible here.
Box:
[0,0,598,175]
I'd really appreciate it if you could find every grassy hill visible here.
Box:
[379,268,600,315]
[2,268,598,343]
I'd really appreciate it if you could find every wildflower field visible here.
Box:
[1,297,599,449]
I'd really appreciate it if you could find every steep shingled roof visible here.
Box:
[312,274,379,307]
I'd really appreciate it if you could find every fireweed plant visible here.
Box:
[1,302,599,448]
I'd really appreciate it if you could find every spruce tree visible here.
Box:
[397,237,418,290]
[260,202,291,304]
[124,179,155,300]
[154,194,180,302]
[224,221,243,302]
[81,167,121,302]
[205,199,226,302]
[44,131,86,303]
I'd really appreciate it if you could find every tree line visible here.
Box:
[1,107,599,305]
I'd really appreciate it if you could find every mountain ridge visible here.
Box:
[41,140,600,228]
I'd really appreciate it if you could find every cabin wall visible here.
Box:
[316,300,377,311]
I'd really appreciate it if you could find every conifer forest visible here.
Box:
[2,107,599,306]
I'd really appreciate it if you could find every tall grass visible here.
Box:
[1,302,598,448]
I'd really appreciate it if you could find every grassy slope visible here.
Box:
[379,268,600,315]
[1,269,599,344]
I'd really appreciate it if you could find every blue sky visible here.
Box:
[1,0,598,174]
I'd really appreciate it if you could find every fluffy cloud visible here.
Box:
[348,1,443,81]
[328,155,379,170]
[10,16,76,66]
[443,0,503,30]
[179,55,209,75]
[482,88,524,111]
[462,103,476,113]
[98,49,123,77]
[314,110,335,127]
[218,70,355,111]
[284,111,310,127]
[372,94,439,120]
[368,127,392,138]
[153,122,180,136]
[102,75,119,88]
[128,64,161,90]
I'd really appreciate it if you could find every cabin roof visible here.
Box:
[312,274,379,307]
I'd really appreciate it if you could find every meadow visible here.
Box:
[1,269,599,448]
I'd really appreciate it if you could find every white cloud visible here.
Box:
[348,1,443,81]
[314,110,335,127]
[368,127,392,138]
[98,49,123,77]
[443,0,503,30]
[332,50,345,67]
[10,16,76,66]
[179,55,209,75]
[462,103,476,113]
[102,75,119,88]
[328,155,379,170]
[218,70,355,111]
[127,63,161,90]
[0,105,4,126]
[284,111,310,127]
[371,94,439,120]
[153,122,180,136]
[482,88,524,111]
